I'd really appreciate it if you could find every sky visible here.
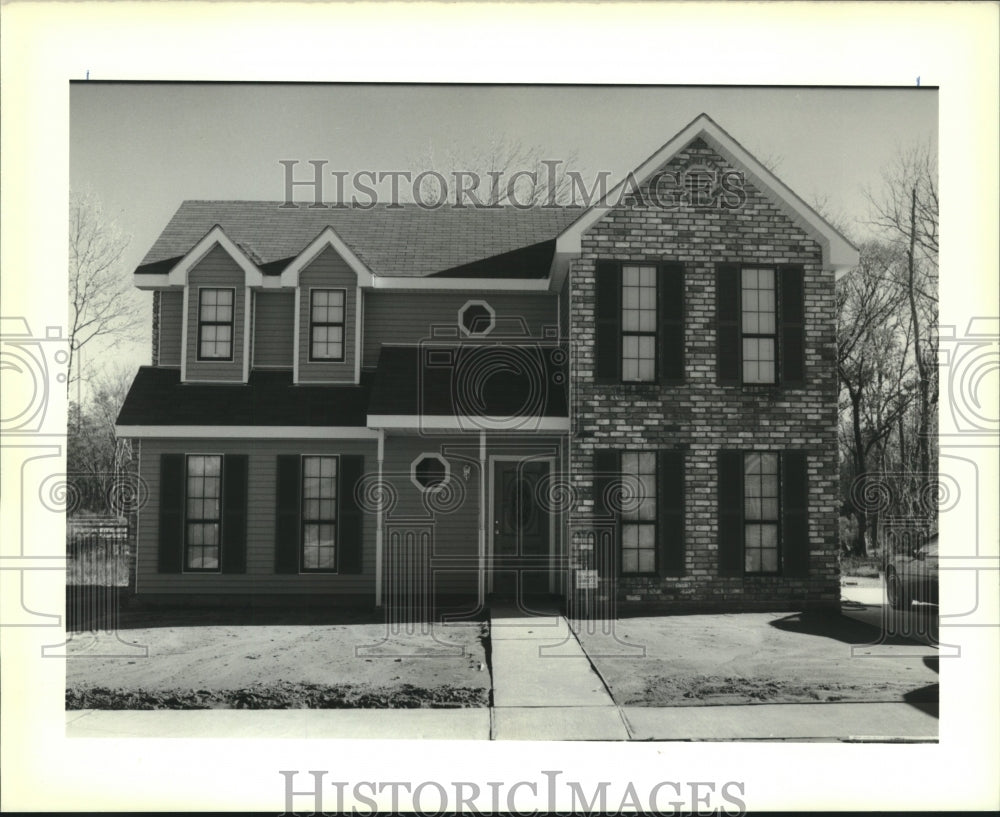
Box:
[70,83,938,380]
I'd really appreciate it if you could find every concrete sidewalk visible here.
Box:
[64,699,937,742]
[488,607,630,740]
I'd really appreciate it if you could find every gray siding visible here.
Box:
[362,291,559,368]
[135,433,567,599]
[253,291,295,368]
[184,245,246,382]
[136,437,377,595]
[380,434,481,595]
[297,247,357,383]
[158,290,183,367]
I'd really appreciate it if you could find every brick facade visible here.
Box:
[568,138,840,611]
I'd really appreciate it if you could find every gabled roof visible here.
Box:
[552,113,859,284]
[134,114,859,289]
[135,201,578,279]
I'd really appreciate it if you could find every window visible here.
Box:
[459,300,495,336]
[744,452,779,573]
[412,453,450,492]
[302,455,338,571]
[309,289,346,361]
[185,454,222,571]
[621,265,657,382]
[740,267,776,384]
[197,288,235,360]
[621,451,657,574]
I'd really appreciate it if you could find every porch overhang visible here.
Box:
[367,344,569,432]
[366,415,570,433]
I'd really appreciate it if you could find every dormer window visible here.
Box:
[309,288,346,362]
[197,288,235,361]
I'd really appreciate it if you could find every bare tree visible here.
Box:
[838,240,913,555]
[864,143,939,515]
[67,362,137,516]
[68,191,141,391]
[410,134,580,207]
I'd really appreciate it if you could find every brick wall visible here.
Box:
[569,137,840,610]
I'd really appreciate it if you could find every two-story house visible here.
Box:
[115,113,857,614]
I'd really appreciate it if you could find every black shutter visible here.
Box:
[658,262,685,384]
[779,265,805,385]
[716,263,741,385]
[717,450,744,577]
[593,449,619,518]
[595,261,621,383]
[781,450,810,578]
[593,449,619,580]
[275,454,301,574]
[657,450,685,576]
[158,453,185,573]
[338,454,364,574]
[221,454,248,574]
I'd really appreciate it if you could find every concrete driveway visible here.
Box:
[840,575,944,652]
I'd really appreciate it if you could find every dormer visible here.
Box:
[278,227,374,385]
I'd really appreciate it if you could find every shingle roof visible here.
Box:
[116,367,370,427]
[137,201,581,278]
[368,345,568,418]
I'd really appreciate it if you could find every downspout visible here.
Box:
[375,428,384,607]
[479,430,486,608]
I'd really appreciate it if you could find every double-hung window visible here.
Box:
[621,265,657,382]
[740,268,777,384]
[309,289,346,362]
[185,454,222,571]
[301,455,338,571]
[620,451,658,574]
[743,452,780,573]
[716,263,805,386]
[197,288,235,360]
[595,260,685,385]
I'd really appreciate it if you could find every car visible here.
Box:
[885,533,939,609]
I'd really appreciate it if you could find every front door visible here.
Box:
[491,459,551,598]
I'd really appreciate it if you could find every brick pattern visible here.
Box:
[569,138,840,609]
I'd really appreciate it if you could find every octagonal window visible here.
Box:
[411,453,450,492]
[459,300,495,337]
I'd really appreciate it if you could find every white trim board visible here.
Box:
[133,224,266,290]
[549,112,860,290]
[366,415,571,432]
[116,425,379,439]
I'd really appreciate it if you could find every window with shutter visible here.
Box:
[596,260,685,385]
[717,450,810,577]
[717,263,806,386]
[301,455,338,572]
[184,454,223,572]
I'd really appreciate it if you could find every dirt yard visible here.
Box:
[65,608,490,709]
[572,611,939,707]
